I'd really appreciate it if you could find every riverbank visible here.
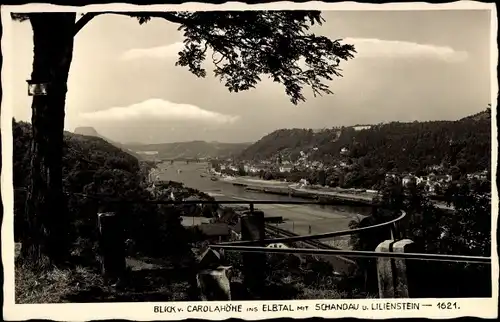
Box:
[219,176,376,207]
[218,175,453,211]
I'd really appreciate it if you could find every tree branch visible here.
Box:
[74,12,103,36]
[74,11,192,36]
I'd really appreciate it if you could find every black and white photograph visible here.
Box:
[1,1,497,320]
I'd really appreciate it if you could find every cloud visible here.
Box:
[80,98,239,124]
[121,38,467,64]
[344,38,468,63]
[121,42,184,61]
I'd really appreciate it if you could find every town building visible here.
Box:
[196,223,232,243]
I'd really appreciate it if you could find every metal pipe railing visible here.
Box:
[219,210,407,246]
[211,245,491,264]
[14,188,489,266]
[14,187,407,246]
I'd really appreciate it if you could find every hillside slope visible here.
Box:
[239,109,491,174]
[14,122,141,191]
[124,140,252,159]
[74,126,142,160]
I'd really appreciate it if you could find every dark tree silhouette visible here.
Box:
[12,11,356,268]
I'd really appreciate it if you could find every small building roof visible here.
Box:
[197,223,231,237]
[180,216,211,227]
[197,248,222,268]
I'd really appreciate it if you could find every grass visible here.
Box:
[322,238,352,249]
[15,238,372,303]
[15,263,109,304]
[15,256,194,303]
[15,257,374,303]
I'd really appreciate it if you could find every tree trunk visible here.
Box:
[21,13,76,269]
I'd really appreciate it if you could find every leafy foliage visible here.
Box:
[17,10,355,104]
[153,11,356,104]
[349,178,491,297]
[61,10,354,104]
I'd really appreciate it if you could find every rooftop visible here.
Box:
[196,223,231,237]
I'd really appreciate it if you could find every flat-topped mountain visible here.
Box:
[73,126,141,159]
[74,126,100,137]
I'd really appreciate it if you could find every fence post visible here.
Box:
[240,209,266,298]
[196,266,232,301]
[375,239,415,298]
[97,212,126,284]
[392,239,415,298]
[196,248,232,301]
[375,240,394,298]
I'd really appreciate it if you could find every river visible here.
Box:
[155,162,372,242]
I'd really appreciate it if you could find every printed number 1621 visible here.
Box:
[437,302,459,310]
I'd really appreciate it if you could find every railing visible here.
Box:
[13,189,492,299]
[210,245,491,264]
[218,208,407,246]
[14,188,491,268]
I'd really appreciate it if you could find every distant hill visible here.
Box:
[238,109,491,174]
[73,126,100,137]
[124,140,252,160]
[12,120,142,193]
[459,108,491,122]
[73,126,142,160]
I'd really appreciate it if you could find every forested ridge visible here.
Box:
[73,126,142,161]
[11,120,213,260]
[124,140,252,159]
[239,109,491,175]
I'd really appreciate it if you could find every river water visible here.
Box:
[155,162,372,242]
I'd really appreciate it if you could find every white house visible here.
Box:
[279,166,293,173]
[266,243,289,249]
[386,172,397,179]
[353,125,372,131]
[402,175,415,187]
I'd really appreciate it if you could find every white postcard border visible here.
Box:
[1,1,498,321]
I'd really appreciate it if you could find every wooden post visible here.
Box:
[392,239,416,298]
[240,210,266,298]
[376,240,394,298]
[195,248,232,300]
[97,212,126,283]
[196,266,232,301]
[376,239,415,298]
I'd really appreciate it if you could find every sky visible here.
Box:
[8,9,493,144]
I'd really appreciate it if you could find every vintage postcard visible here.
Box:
[1,1,498,321]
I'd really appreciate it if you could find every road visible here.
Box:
[154,162,371,238]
